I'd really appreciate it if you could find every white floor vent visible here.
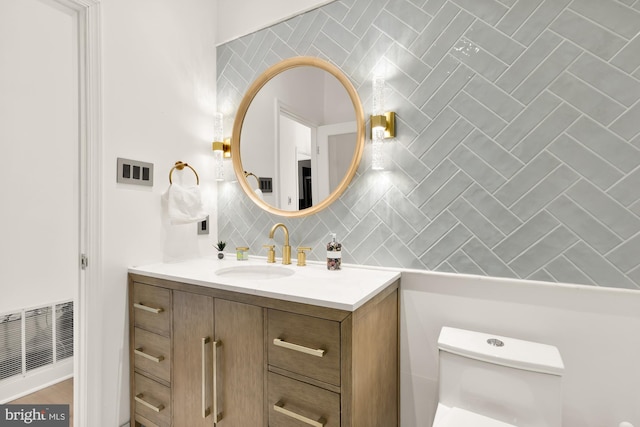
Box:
[0,301,73,382]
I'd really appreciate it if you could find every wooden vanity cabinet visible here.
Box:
[129,273,399,427]
[172,291,263,427]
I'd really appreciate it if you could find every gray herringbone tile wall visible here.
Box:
[217,0,640,290]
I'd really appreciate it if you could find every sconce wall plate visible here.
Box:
[370,112,396,139]
[212,138,231,158]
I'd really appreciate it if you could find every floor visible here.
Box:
[9,378,73,425]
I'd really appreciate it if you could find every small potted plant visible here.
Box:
[215,240,226,259]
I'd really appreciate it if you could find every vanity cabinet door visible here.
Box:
[173,291,264,427]
[173,291,214,427]
[214,299,264,427]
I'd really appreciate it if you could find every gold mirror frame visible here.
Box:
[231,56,365,218]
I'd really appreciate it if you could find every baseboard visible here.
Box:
[0,358,73,403]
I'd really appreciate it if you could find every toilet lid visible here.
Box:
[436,407,517,427]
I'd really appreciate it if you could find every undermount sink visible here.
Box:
[214,265,295,280]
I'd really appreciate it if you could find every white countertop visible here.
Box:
[128,256,401,311]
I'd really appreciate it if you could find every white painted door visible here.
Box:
[0,0,80,396]
[278,113,312,211]
[315,121,357,202]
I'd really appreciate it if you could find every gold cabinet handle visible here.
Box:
[135,393,164,413]
[133,302,164,314]
[273,338,325,357]
[202,337,211,418]
[134,347,164,363]
[213,339,223,422]
[274,401,325,427]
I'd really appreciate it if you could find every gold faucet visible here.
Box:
[268,223,291,265]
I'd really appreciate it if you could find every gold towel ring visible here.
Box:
[169,161,200,185]
[244,171,260,189]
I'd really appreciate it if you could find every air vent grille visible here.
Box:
[0,301,73,383]
[56,302,73,361]
[0,313,22,380]
[25,307,53,371]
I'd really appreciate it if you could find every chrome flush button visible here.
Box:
[487,338,504,347]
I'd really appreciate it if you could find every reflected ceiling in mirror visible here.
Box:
[231,57,365,218]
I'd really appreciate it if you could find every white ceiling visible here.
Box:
[216,0,334,45]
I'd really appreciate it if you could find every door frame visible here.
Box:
[53,0,102,426]
[275,100,317,211]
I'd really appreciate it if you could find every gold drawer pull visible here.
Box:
[201,337,223,421]
[134,347,164,363]
[274,401,325,427]
[273,338,325,357]
[135,393,164,413]
[202,337,211,418]
[134,302,164,314]
[213,339,223,423]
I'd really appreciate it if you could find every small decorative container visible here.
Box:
[236,247,249,261]
[215,241,226,259]
[326,233,341,270]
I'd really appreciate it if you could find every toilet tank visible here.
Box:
[438,327,564,427]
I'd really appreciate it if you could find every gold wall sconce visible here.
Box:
[212,140,231,158]
[370,74,395,170]
[370,112,396,139]
[212,112,231,181]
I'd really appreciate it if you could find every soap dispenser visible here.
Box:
[326,233,342,270]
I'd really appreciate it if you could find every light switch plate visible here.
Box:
[117,158,154,186]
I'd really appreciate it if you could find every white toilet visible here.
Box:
[433,327,564,427]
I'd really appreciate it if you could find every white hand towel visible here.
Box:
[162,184,208,225]
[254,188,264,200]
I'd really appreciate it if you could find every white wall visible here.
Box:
[401,271,640,427]
[216,0,334,45]
[100,0,218,424]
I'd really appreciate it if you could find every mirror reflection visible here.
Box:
[234,59,362,216]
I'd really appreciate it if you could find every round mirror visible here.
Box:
[231,57,365,218]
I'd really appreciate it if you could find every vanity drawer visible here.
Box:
[268,309,341,386]
[134,373,171,427]
[268,372,340,427]
[134,328,171,383]
[133,283,172,337]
